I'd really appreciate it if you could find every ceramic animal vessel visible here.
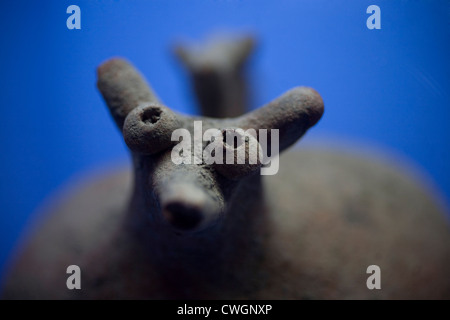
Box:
[3,36,450,299]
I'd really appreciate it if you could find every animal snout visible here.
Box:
[159,183,221,232]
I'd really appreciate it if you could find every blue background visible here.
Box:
[1,1,449,282]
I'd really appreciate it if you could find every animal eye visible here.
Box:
[213,128,263,180]
[123,103,180,155]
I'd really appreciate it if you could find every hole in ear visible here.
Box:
[123,103,180,155]
[141,107,161,125]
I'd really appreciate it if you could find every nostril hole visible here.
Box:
[141,108,161,125]
[163,202,203,231]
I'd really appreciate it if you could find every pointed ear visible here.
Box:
[97,58,160,131]
[236,87,324,152]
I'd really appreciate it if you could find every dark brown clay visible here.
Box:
[3,36,450,299]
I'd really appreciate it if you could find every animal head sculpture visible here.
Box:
[97,45,323,235]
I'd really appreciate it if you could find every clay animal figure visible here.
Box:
[2,36,450,299]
